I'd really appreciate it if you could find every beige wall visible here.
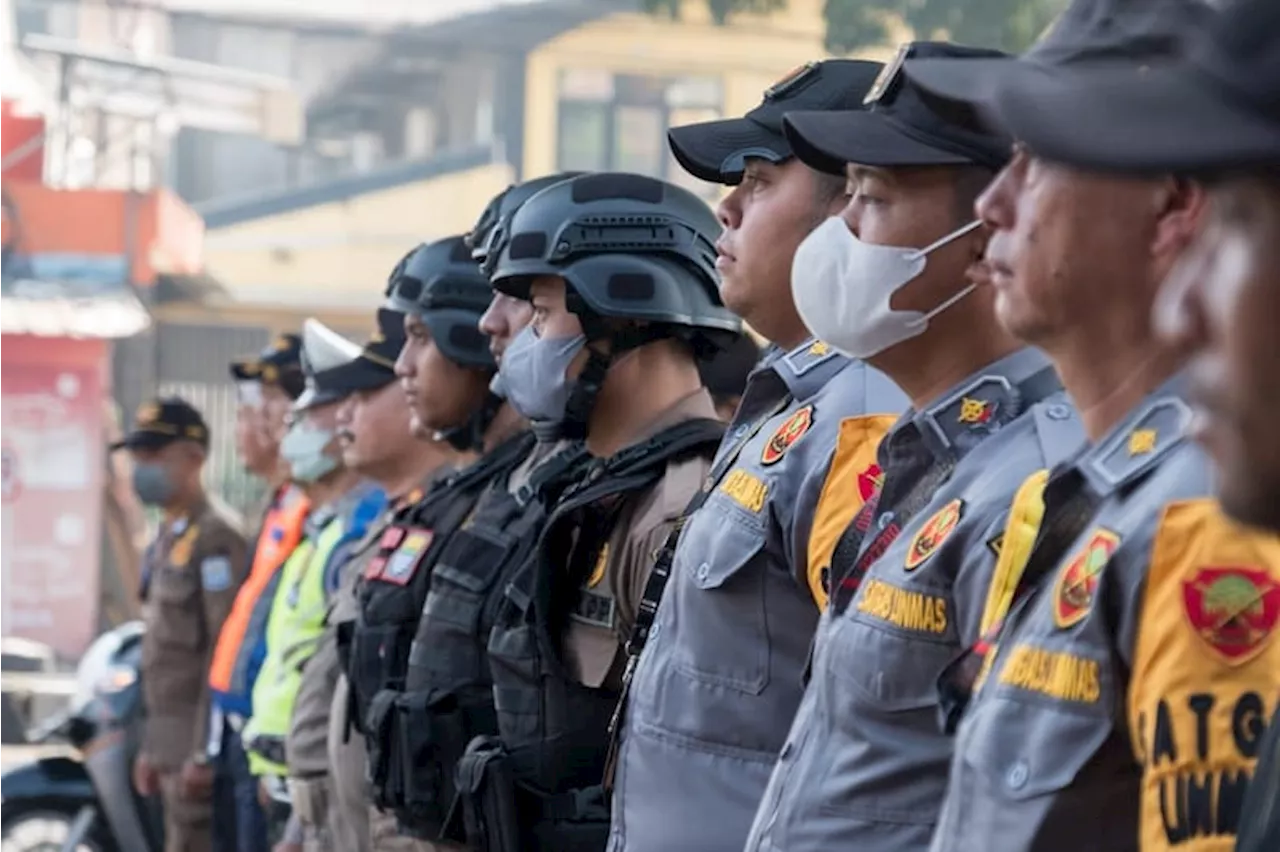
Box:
[522,0,900,179]
[203,162,515,309]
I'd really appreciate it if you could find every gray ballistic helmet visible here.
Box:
[469,171,584,274]
[383,235,496,372]
[488,172,740,353]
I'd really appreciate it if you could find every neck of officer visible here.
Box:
[368,441,460,501]
[586,339,702,458]
[163,479,206,522]
[1051,333,1187,444]
[482,402,526,454]
[869,296,1024,410]
[304,465,362,510]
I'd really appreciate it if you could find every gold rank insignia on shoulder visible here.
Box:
[1128,428,1157,456]
[863,43,910,105]
[762,405,814,466]
[764,61,818,100]
[1053,528,1119,628]
[958,396,996,425]
[904,498,963,571]
[1183,566,1280,665]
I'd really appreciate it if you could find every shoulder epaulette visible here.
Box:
[1031,395,1085,471]
[1087,395,1192,492]
[781,340,843,378]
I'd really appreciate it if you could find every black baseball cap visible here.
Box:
[230,333,305,400]
[987,0,1278,174]
[783,42,1015,176]
[902,0,1211,120]
[668,59,884,185]
[111,397,209,452]
[316,308,405,398]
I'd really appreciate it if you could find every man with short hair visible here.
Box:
[899,1,1280,849]
[605,59,910,852]
[121,397,249,852]
[741,42,1083,852]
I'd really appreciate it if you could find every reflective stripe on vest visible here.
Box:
[209,487,310,696]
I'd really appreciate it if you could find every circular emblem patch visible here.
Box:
[1182,566,1280,665]
[1053,529,1120,628]
[761,405,814,467]
[904,499,963,571]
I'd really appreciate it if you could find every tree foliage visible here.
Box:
[646,0,1069,53]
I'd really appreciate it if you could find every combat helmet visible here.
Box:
[382,235,498,450]
[468,171,583,274]
[488,171,741,437]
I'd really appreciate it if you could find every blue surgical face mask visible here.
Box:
[132,461,176,506]
[497,326,586,423]
[280,420,340,484]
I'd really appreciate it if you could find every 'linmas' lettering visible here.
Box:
[1159,767,1251,844]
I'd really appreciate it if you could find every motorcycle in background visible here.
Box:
[1,622,162,852]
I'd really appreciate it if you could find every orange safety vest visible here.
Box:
[208,485,310,694]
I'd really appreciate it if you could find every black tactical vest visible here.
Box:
[458,417,725,852]
[343,433,537,768]
[387,442,590,841]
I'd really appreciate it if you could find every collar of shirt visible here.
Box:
[884,347,1059,465]
[1070,370,1193,498]
[733,337,847,426]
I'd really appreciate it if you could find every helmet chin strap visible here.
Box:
[434,390,504,452]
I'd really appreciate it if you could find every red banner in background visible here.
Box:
[1,99,45,184]
[1,335,108,658]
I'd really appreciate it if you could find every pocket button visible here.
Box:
[1006,759,1029,791]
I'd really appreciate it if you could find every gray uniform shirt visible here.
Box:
[930,374,1280,852]
[745,348,1082,852]
[607,339,907,852]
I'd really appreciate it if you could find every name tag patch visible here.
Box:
[379,529,433,586]
[997,644,1100,704]
[571,589,617,630]
[718,468,768,513]
[856,578,948,635]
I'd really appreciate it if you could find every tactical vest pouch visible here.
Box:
[458,737,522,852]
[394,686,495,842]
[364,689,404,810]
[349,621,414,737]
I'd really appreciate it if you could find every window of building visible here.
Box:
[555,69,722,198]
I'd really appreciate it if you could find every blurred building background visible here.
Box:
[0,0,896,656]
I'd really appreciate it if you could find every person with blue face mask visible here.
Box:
[445,171,739,852]
[242,319,387,852]
[115,397,249,852]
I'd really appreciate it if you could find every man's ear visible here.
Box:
[1153,177,1209,261]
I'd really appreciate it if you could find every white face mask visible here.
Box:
[280,419,339,484]
[791,216,983,359]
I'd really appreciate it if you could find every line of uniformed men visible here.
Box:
[124,0,1280,850]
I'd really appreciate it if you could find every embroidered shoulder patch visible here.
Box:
[1089,396,1192,489]
[905,499,963,571]
[379,529,434,586]
[762,405,814,466]
[200,556,233,592]
[1053,529,1120,628]
[1182,566,1280,665]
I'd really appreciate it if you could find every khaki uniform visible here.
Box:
[563,389,719,690]
[142,498,248,852]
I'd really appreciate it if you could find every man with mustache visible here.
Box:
[901,0,1280,848]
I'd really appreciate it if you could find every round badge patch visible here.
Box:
[857,463,884,502]
[1053,529,1120,628]
[1182,565,1280,665]
[762,405,814,466]
[904,499,963,571]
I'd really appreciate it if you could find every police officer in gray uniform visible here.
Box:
[900,3,1280,851]
[741,42,1085,852]
[606,59,909,852]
